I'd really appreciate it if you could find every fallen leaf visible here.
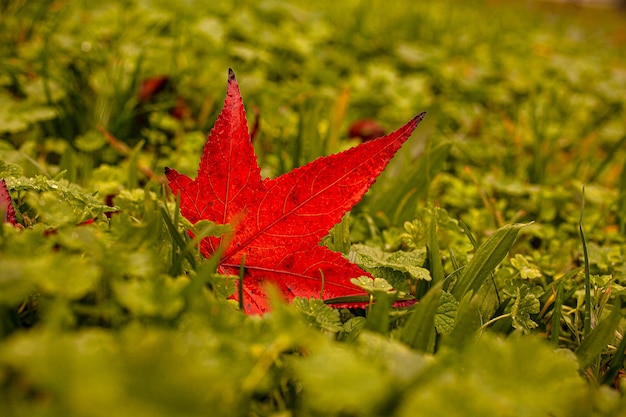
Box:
[348,118,386,142]
[138,75,170,102]
[0,179,18,226]
[166,69,425,314]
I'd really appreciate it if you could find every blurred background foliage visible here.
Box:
[2,0,626,415]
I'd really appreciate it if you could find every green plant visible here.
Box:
[2,0,626,415]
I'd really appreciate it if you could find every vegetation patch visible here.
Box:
[2,1,626,415]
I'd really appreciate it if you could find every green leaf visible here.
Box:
[356,331,429,384]
[0,251,101,302]
[0,258,37,306]
[386,251,431,281]
[112,275,186,319]
[6,176,115,224]
[510,254,542,279]
[510,285,540,333]
[324,213,352,255]
[350,276,395,294]
[0,325,264,416]
[0,160,23,178]
[36,255,101,300]
[350,276,396,335]
[350,244,430,293]
[74,130,106,152]
[435,291,458,335]
[292,297,343,333]
[397,334,589,416]
[338,316,366,342]
[290,340,394,416]
[451,223,528,301]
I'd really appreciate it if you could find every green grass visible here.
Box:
[2,0,626,415]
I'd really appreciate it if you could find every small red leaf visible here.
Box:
[138,75,170,102]
[0,179,18,227]
[348,118,386,142]
[166,69,425,314]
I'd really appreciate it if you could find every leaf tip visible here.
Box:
[398,111,426,138]
[0,178,18,227]
[164,166,180,182]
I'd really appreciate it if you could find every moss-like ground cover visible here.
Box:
[2,1,626,415]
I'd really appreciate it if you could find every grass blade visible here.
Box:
[239,254,246,312]
[576,299,621,371]
[428,210,445,285]
[364,292,395,335]
[451,223,528,301]
[442,291,480,349]
[579,187,592,338]
[617,157,626,235]
[458,219,479,250]
[602,322,626,385]
[550,279,565,347]
[401,282,442,353]
[160,204,197,273]
[368,141,450,225]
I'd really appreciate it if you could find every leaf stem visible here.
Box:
[97,125,165,183]
[479,313,512,331]
[239,254,246,312]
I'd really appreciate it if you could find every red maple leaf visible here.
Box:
[0,179,18,227]
[166,69,425,314]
